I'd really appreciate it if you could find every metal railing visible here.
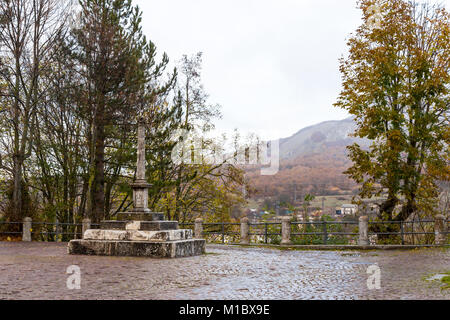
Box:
[367,219,447,245]
[0,221,100,242]
[1,218,448,246]
[249,222,281,244]
[183,221,359,245]
[290,221,359,245]
[0,222,22,236]
[181,219,449,246]
[180,222,241,244]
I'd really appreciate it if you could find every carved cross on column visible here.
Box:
[131,117,152,213]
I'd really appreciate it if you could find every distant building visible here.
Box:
[341,204,358,216]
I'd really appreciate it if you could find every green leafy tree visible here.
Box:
[335,0,450,221]
[302,194,315,222]
[163,52,245,222]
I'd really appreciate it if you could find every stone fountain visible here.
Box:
[68,118,205,258]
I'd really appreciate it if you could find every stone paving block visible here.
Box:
[1,242,449,299]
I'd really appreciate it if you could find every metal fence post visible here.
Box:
[358,216,369,246]
[265,223,268,244]
[323,221,328,245]
[55,220,62,242]
[221,222,225,244]
[400,222,405,245]
[281,216,292,245]
[82,218,91,239]
[194,218,203,239]
[22,217,32,242]
[240,217,249,244]
[434,215,447,245]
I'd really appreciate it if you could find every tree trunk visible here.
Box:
[398,194,417,221]
[12,154,23,221]
[379,196,397,220]
[90,107,105,223]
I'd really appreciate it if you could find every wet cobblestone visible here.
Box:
[0,242,448,300]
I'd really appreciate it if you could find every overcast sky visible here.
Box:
[135,0,450,141]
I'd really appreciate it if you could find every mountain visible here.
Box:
[246,117,371,199]
[279,117,370,160]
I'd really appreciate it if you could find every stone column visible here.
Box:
[136,117,146,181]
[194,218,203,239]
[434,215,447,246]
[82,218,91,239]
[22,217,32,242]
[240,217,249,244]
[131,117,151,213]
[281,216,292,245]
[358,215,369,246]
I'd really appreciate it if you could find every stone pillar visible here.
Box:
[281,216,292,245]
[82,218,91,239]
[434,215,447,246]
[194,218,203,239]
[22,217,32,242]
[358,215,369,246]
[136,117,146,181]
[130,117,151,213]
[240,217,249,244]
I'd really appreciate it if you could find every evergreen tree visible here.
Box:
[68,0,175,222]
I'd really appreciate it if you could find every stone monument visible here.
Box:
[68,118,205,258]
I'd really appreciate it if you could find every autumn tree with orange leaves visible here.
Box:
[335,0,450,221]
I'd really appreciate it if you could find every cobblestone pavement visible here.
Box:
[0,242,448,300]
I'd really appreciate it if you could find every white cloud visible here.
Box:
[135,0,450,140]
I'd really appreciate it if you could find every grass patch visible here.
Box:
[423,271,450,290]
[441,276,450,290]
[440,272,450,290]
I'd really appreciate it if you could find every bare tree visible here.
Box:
[0,0,72,221]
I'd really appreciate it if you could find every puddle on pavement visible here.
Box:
[349,262,374,266]
[340,253,361,257]
[426,274,448,281]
